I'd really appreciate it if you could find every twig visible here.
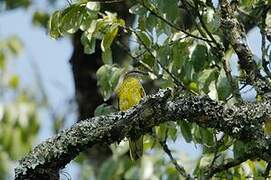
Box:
[226,83,247,101]
[131,28,187,89]
[192,0,222,49]
[208,133,220,175]
[114,40,154,74]
[159,129,193,179]
[66,0,72,5]
[179,0,222,59]
[139,0,212,43]
[222,55,241,101]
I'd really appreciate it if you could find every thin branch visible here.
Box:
[131,28,187,89]
[222,55,241,101]
[191,0,222,49]
[114,40,154,74]
[159,132,193,179]
[66,0,72,5]
[226,83,247,101]
[208,133,220,174]
[139,0,212,43]
[179,0,222,59]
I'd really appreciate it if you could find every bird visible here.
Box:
[116,72,145,160]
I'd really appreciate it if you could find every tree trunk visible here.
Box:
[69,1,134,172]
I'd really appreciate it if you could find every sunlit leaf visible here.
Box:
[96,65,123,101]
[102,48,113,64]
[101,26,118,52]
[60,4,86,34]
[48,11,62,39]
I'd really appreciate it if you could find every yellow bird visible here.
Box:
[116,73,145,160]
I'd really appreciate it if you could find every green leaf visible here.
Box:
[233,140,247,159]
[199,153,214,169]
[217,69,232,100]
[136,31,152,47]
[168,123,178,141]
[181,61,195,83]
[202,7,220,32]
[217,135,234,152]
[32,11,50,28]
[81,20,98,54]
[129,4,145,15]
[157,45,170,67]
[102,48,113,64]
[96,65,123,101]
[142,52,155,69]
[191,44,208,72]
[60,4,86,34]
[198,69,218,93]
[101,26,118,52]
[178,120,193,143]
[81,32,96,54]
[5,0,31,9]
[240,0,255,7]
[140,156,155,179]
[200,128,214,147]
[124,167,140,179]
[97,158,119,180]
[155,123,167,140]
[48,11,62,39]
[86,2,100,12]
[94,103,116,116]
[171,41,190,77]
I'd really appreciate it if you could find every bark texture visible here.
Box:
[15,89,271,179]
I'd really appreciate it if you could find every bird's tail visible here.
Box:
[129,136,143,160]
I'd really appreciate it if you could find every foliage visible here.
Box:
[0,36,40,179]
[45,0,271,179]
[0,0,270,179]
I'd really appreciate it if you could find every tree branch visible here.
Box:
[219,0,271,94]
[15,89,271,179]
[160,139,193,179]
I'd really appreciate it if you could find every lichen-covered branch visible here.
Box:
[219,0,258,79]
[15,89,271,179]
[219,0,271,94]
